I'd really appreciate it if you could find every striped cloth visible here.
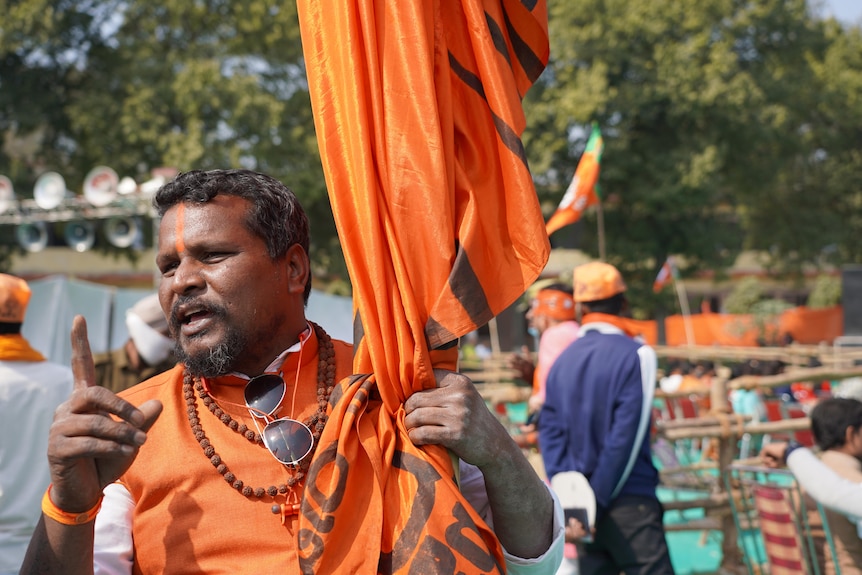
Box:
[296,1,550,572]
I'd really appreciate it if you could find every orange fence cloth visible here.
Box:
[664,306,843,346]
[297,1,549,573]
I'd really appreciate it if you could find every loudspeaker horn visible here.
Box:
[83,166,119,207]
[117,176,138,195]
[0,175,14,213]
[64,220,96,252]
[104,216,140,248]
[16,222,49,252]
[33,172,68,210]
[138,175,166,197]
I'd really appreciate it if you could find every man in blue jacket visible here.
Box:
[539,262,674,575]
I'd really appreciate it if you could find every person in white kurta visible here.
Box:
[0,274,74,575]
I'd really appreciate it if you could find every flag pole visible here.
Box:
[596,201,606,262]
[488,316,501,357]
[673,274,695,349]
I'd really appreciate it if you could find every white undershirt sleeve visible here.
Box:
[787,448,862,519]
[93,483,134,575]
[459,461,565,574]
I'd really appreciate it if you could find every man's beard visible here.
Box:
[170,299,248,378]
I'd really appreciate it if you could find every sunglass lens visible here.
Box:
[263,419,314,465]
[244,374,285,416]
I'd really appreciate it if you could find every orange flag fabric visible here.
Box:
[652,257,676,293]
[296,1,550,573]
[545,123,603,235]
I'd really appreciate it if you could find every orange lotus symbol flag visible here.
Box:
[546,123,604,235]
[653,257,677,293]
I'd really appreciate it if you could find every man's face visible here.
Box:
[156,195,309,377]
[525,304,551,335]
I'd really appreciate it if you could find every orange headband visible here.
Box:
[531,289,575,321]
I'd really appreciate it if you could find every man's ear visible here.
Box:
[846,424,862,446]
[284,244,310,295]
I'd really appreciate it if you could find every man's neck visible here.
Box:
[222,322,313,380]
[830,446,861,460]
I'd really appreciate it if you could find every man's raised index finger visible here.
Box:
[70,314,96,390]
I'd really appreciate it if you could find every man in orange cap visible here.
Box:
[0,274,74,575]
[539,262,674,574]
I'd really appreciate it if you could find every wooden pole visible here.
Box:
[596,202,606,262]
[660,417,811,440]
[709,377,744,569]
[672,273,696,349]
[487,316,501,357]
[728,365,862,390]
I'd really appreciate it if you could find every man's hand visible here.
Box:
[564,517,593,543]
[760,441,788,469]
[507,347,535,385]
[403,369,509,470]
[404,368,556,560]
[46,316,163,512]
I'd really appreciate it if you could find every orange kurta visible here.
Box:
[117,330,353,574]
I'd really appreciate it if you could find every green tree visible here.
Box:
[0,0,345,282]
[807,273,841,308]
[523,0,862,309]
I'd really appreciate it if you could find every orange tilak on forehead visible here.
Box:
[174,203,186,253]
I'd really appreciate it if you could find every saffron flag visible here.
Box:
[545,123,604,235]
[653,256,677,293]
[296,1,550,573]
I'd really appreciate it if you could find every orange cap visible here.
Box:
[0,274,31,323]
[573,262,626,303]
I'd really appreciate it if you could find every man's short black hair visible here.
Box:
[154,169,312,303]
[581,292,625,315]
[810,397,862,451]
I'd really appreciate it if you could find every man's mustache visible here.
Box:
[168,296,229,335]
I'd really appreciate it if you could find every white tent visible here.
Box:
[23,275,354,368]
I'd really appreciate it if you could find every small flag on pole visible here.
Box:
[653,256,676,293]
[545,123,603,235]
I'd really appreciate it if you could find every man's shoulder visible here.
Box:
[0,358,73,378]
[820,450,862,482]
[331,338,354,376]
[570,327,641,349]
[331,338,353,359]
[35,359,74,374]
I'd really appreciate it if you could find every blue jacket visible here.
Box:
[538,322,658,512]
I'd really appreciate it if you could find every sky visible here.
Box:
[820,0,862,25]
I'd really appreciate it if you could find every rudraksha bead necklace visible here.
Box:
[183,322,336,504]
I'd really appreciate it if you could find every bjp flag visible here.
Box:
[653,256,677,293]
[296,1,550,573]
[545,123,604,235]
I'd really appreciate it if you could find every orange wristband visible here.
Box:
[41,484,103,525]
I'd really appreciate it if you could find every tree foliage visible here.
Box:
[0,0,343,281]
[806,273,842,308]
[523,0,862,311]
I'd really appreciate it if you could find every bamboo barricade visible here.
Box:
[472,346,860,571]
[653,343,862,369]
[653,374,821,570]
[727,365,862,390]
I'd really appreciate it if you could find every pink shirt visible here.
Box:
[534,321,579,402]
